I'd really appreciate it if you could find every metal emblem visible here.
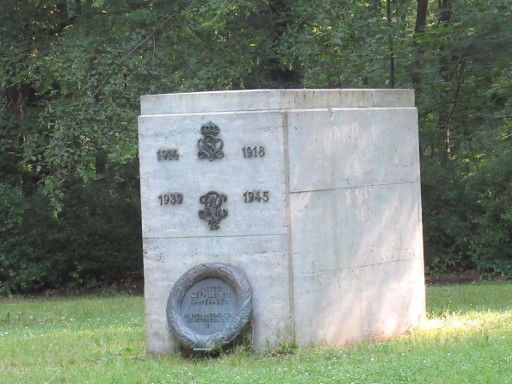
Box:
[166,263,252,351]
[197,122,224,161]
[198,191,228,230]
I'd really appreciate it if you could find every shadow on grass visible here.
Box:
[426,281,511,317]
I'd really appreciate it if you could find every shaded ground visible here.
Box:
[426,270,510,285]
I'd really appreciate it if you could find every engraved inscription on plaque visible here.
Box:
[158,193,183,205]
[180,277,237,335]
[157,148,179,161]
[197,122,224,161]
[198,191,228,230]
[243,190,270,203]
[167,263,252,350]
[242,146,265,158]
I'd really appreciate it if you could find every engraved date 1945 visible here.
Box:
[158,193,183,205]
[243,191,269,203]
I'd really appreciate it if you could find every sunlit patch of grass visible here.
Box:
[0,282,510,383]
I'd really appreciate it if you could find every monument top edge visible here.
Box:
[140,88,415,115]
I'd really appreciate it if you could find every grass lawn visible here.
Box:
[0,282,511,383]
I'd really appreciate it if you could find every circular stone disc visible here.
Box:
[166,263,252,351]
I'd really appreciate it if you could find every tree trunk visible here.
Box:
[266,0,302,88]
[386,0,395,88]
[412,0,428,92]
[412,0,428,157]
[437,0,454,165]
[415,0,428,33]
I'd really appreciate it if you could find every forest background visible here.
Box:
[1,0,511,293]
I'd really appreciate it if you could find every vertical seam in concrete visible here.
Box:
[413,106,427,320]
[282,110,296,341]
[138,120,151,351]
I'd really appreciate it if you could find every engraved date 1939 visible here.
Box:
[158,193,183,205]
[243,191,269,203]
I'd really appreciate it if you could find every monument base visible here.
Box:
[138,89,426,353]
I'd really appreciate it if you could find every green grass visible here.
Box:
[1,282,511,383]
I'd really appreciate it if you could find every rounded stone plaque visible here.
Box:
[166,263,252,351]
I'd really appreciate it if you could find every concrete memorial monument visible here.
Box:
[138,89,426,353]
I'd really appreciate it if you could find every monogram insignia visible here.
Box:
[198,191,228,230]
[197,122,224,161]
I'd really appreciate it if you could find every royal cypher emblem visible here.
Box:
[198,191,228,230]
[197,122,224,161]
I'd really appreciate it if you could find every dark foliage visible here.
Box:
[1,0,511,293]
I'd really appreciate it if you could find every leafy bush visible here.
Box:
[0,163,142,294]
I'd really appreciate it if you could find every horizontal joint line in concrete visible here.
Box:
[143,233,286,240]
[141,88,413,96]
[138,107,417,118]
[300,257,417,277]
[290,180,420,194]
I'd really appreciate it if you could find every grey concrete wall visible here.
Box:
[287,107,425,345]
[138,89,425,353]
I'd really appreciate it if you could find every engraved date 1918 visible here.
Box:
[242,146,265,158]
[243,191,269,203]
[157,149,179,161]
[158,193,183,205]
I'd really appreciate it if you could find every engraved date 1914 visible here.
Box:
[158,193,183,205]
[242,146,265,158]
[243,191,269,203]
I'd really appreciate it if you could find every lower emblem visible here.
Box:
[198,191,228,230]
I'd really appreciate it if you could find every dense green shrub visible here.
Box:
[0,163,142,294]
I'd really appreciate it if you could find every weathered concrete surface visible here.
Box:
[138,89,425,353]
[138,112,286,238]
[287,108,420,191]
[140,89,414,115]
[143,235,291,353]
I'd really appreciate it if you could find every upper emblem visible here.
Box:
[197,122,224,161]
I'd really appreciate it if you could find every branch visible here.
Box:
[92,2,191,98]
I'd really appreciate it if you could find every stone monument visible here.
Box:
[138,89,426,353]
